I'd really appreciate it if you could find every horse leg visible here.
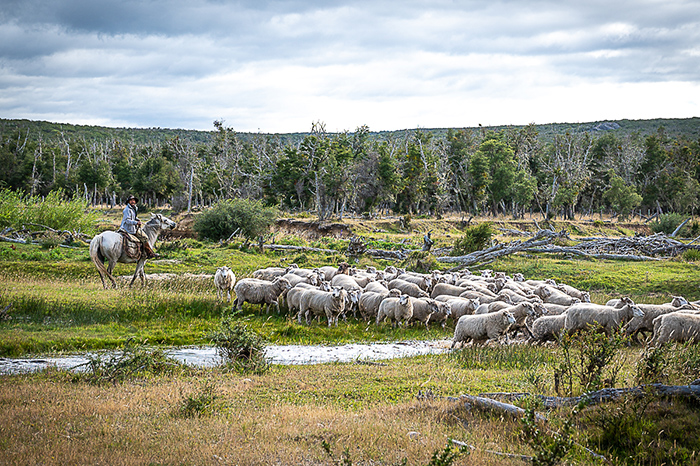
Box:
[106,260,118,288]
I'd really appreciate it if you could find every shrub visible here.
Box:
[554,326,628,396]
[210,316,269,374]
[451,222,493,256]
[194,198,278,242]
[79,341,187,384]
[0,189,97,234]
[650,212,688,235]
[401,250,438,274]
[682,248,700,262]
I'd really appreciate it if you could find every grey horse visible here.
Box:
[89,213,177,289]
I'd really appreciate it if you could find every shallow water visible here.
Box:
[0,340,453,375]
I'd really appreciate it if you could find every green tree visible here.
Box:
[603,170,642,220]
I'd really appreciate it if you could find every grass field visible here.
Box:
[1,212,700,465]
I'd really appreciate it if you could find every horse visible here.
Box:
[89,213,177,289]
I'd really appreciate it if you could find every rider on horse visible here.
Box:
[119,195,159,259]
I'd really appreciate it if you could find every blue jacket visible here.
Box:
[120,204,139,234]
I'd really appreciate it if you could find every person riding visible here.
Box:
[119,195,159,259]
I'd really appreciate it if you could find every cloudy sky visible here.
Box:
[1,0,699,133]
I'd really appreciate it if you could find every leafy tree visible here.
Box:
[603,170,642,220]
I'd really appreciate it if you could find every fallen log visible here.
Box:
[476,383,700,408]
[447,394,547,422]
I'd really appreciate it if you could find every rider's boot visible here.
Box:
[143,242,160,259]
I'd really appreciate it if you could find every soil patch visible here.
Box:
[273,218,353,240]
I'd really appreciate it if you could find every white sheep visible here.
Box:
[436,296,480,321]
[529,314,568,343]
[556,283,591,302]
[397,273,433,292]
[376,294,414,327]
[408,297,442,329]
[232,276,292,313]
[534,285,581,306]
[430,283,472,299]
[451,310,516,348]
[358,289,400,320]
[388,279,430,298]
[427,300,452,329]
[625,300,698,343]
[214,266,236,302]
[252,265,295,281]
[364,280,390,294]
[651,311,700,345]
[299,287,348,327]
[564,297,643,335]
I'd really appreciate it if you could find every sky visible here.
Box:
[1,0,699,133]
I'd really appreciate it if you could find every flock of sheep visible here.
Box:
[213,263,700,348]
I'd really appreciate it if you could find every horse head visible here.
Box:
[148,213,177,231]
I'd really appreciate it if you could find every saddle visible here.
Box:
[118,230,144,260]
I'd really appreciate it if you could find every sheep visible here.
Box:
[364,280,390,294]
[435,296,480,321]
[299,287,348,327]
[430,283,472,299]
[316,262,351,281]
[214,266,236,302]
[408,297,442,329]
[451,310,516,348]
[359,289,400,320]
[459,289,506,304]
[496,288,540,304]
[476,301,542,337]
[281,271,321,288]
[285,285,310,315]
[534,285,581,306]
[332,274,364,315]
[564,297,643,335]
[232,277,292,313]
[376,294,414,327]
[529,314,568,343]
[388,278,429,298]
[475,301,511,315]
[625,300,698,343]
[541,303,570,315]
[252,266,289,281]
[397,273,433,292]
[556,283,591,302]
[427,300,452,329]
[651,311,700,345]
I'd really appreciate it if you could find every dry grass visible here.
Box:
[0,359,534,466]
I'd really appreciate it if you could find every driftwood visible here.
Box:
[476,383,700,409]
[437,230,568,270]
[437,230,700,268]
[451,394,548,422]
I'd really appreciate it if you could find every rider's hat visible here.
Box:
[126,195,138,203]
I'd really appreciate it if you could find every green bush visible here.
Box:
[0,189,97,234]
[451,222,493,256]
[210,316,269,374]
[193,198,278,241]
[650,213,689,235]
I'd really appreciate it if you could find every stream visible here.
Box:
[0,339,453,375]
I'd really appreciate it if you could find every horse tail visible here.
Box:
[89,235,111,286]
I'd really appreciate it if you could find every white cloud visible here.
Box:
[0,0,698,132]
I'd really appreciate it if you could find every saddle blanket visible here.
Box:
[117,230,144,260]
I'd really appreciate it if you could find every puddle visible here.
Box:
[0,340,453,375]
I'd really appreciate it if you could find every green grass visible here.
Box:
[2,228,700,357]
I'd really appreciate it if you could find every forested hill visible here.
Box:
[2,117,699,145]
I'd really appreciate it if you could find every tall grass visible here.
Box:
[0,188,97,234]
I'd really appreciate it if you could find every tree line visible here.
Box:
[1,118,699,220]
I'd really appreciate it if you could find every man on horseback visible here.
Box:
[119,195,159,259]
